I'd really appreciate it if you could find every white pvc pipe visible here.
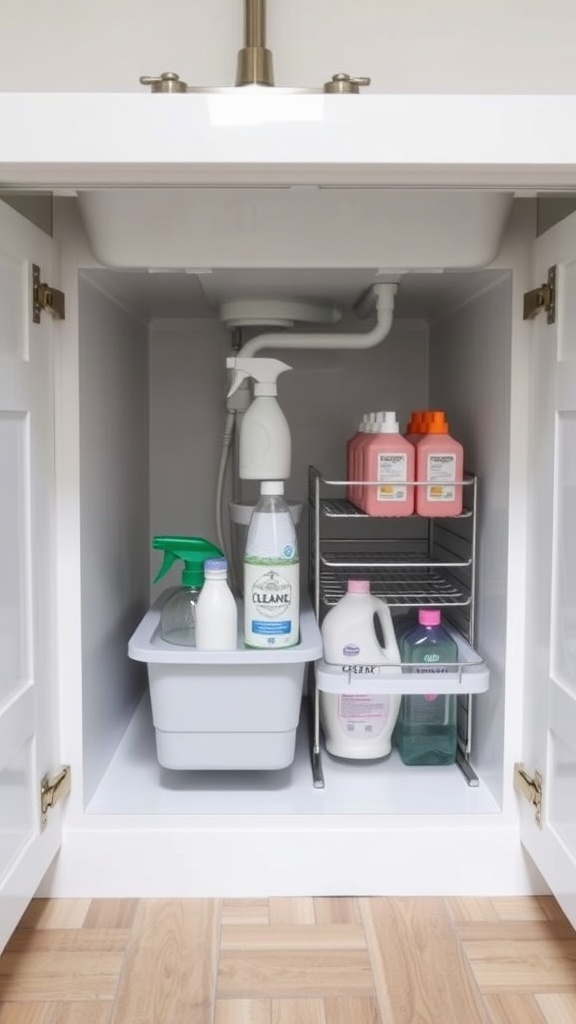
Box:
[237,283,397,357]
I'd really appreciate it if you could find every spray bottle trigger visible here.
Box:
[153,550,177,583]
[226,367,249,398]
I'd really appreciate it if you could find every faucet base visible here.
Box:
[236,47,275,88]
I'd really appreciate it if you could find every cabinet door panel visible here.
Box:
[0,412,29,704]
[520,222,576,928]
[551,410,576,697]
[0,249,27,358]
[0,200,62,953]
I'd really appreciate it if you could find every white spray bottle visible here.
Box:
[226,357,292,480]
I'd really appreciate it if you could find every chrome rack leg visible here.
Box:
[456,748,479,787]
[307,664,325,788]
[312,748,325,789]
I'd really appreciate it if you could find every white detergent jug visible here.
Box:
[319,580,401,759]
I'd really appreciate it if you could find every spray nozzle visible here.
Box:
[152,536,223,588]
[226,357,292,398]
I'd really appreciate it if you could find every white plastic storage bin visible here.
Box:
[128,591,322,770]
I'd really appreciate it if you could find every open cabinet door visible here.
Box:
[0,200,66,953]
[518,209,576,928]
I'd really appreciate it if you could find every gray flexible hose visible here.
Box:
[215,411,236,574]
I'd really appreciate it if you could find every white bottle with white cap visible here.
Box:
[243,481,300,648]
[318,580,401,759]
[195,557,238,650]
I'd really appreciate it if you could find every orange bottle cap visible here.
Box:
[420,411,434,433]
[406,411,424,434]
[427,410,449,433]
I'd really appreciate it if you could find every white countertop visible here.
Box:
[1,92,576,188]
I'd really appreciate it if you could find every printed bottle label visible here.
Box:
[414,665,450,674]
[377,452,407,501]
[426,453,456,501]
[338,694,389,737]
[340,664,398,675]
[244,560,299,647]
[342,643,361,657]
[405,642,457,674]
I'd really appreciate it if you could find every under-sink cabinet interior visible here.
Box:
[61,195,520,824]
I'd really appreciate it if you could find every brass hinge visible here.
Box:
[523,265,556,324]
[514,762,543,828]
[40,765,71,831]
[33,264,65,324]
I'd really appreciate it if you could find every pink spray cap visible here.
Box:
[418,608,441,626]
[347,579,370,595]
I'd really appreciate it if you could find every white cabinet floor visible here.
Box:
[86,695,500,817]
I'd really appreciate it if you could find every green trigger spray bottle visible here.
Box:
[152,536,223,646]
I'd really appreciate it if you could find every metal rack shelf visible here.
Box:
[319,566,471,609]
[320,549,473,568]
[307,465,483,790]
[322,497,474,520]
[309,468,476,633]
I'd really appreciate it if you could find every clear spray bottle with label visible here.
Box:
[243,480,300,649]
[152,536,223,646]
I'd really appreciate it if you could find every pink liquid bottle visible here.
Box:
[353,412,378,510]
[360,411,415,517]
[346,413,369,505]
[415,410,464,517]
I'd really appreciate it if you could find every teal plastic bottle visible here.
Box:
[394,608,458,765]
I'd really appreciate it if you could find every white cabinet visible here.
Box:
[0,202,64,951]
[515,212,576,928]
[0,93,575,936]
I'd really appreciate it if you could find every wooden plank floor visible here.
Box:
[0,896,575,1023]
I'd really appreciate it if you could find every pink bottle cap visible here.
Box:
[347,580,370,594]
[418,608,441,626]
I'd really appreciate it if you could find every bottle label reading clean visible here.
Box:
[377,452,408,501]
[426,453,457,501]
[244,560,299,647]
